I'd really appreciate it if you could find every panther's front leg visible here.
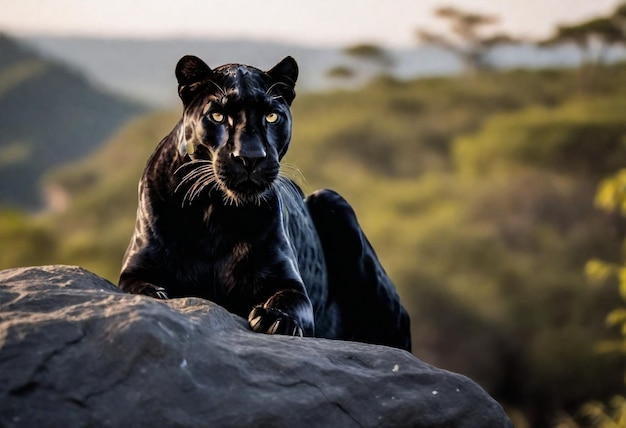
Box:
[248,288,314,337]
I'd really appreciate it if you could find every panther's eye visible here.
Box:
[209,111,225,123]
[265,112,279,124]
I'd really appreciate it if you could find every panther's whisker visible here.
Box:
[205,78,227,97]
[175,164,218,206]
[183,180,202,205]
[259,191,271,206]
[188,173,213,201]
[266,81,294,100]
[190,174,216,202]
[175,166,210,189]
[175,165,214,196]
[279,163,307,187]
[221,188,241,207]
[182,165,213,185]
[177,171,201,192]
[187,177,204,197]
[174,159,213,176]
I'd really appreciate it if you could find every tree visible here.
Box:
[343,43,394,67]
[541,18,624,65]
[541,2,626,66]
[325,65,356,80]
[327,43,394,84]
[613,3,626,35]
[415,6,516,75]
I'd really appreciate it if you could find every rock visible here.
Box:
[0,265,512,427]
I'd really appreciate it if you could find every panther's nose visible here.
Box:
[232,129,267,174]
[231,149,266,173]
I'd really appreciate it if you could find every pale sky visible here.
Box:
[0,0,623,48]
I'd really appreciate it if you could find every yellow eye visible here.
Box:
[210,111,225,123]
[265,112,279,123]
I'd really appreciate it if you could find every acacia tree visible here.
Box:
[541,2,626,66]
[542,18,625,66]
[415,6,515,75]
[343,43,394,67]
[614,3,626,35]
[326,65,356,80]
[327,43,393,82]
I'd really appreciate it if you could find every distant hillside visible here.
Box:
[21,36,436,107]
[0,34,146,210]
[22,36,626,108]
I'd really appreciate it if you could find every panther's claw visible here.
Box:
[154,290,169,299]
[269,320,281,335]
[248,306,303,337]
[249,315,262,330]
[144,285,169,300]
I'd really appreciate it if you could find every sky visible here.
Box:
[0,0,623,48]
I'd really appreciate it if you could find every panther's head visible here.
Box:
[174,55,298,206]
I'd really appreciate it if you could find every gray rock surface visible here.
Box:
[0,265,512,427]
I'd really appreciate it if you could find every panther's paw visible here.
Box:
[248,306,303,337]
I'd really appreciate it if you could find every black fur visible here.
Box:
[119,55,411,350]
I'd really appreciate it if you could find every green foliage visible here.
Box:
[586,169,626,358]
[556,397,626,428]
[596,169,626,215]
[454,97,626,177]
[0,209,59,268]
[579,397,626,428]
[553,165,626,427]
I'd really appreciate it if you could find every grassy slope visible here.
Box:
[0,34,146,209]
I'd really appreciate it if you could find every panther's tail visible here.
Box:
[306,189,412,352]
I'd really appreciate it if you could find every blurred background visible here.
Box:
[2,1,626,426]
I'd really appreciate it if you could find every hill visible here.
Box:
[21,35,626,107]
[0,34,146,210]
[3,62,626,426]
[20,36,456,107]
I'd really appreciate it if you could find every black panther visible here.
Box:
[119,55,411,351]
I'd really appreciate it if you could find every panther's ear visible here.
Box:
[266,56,298,105]
[176,55,212,104]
